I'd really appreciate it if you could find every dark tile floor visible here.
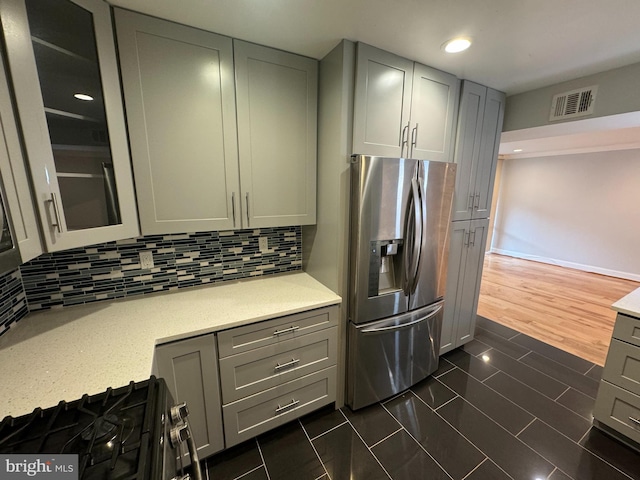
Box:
[205,316,640,480]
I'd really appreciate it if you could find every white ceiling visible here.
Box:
[107,0,640,96]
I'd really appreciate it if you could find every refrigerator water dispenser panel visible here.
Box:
[368,240,403,297]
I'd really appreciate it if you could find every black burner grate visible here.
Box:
[0,377,163,480]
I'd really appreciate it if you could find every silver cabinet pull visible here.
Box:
[231,192,237,227]
[47,192,62,233]
[273,325,300,336]
[464,230,470,246]
[400,121,410,158]
[469,229,477,247]
[629,416,640,426]
[245,192,250,226]
[474,192,480,209]
[274,358,300,371]
[275,398,299,414]
[468,193,474,210]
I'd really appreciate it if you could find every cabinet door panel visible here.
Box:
[234,40,317,227]
[1,0,139,251]
[452,82,485,221]
[352,43,413,157]
[115,9,239,234]
[155,334,225,460]
[409,64,459,162]
[456,219,488,345]
[0,53,42,263]
[473,88,505,219]
[441,221,470,354]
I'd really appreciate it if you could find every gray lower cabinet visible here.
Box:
[218,306,338,447]
[441,219,489,354]
[594,313,640,445]
[154,334,225,461]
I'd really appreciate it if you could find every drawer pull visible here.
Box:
[273,325,300,336]
[629,416,640,427]
[275,398,300,414]
[274,358,300,371]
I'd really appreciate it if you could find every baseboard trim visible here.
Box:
[488,249,640,282]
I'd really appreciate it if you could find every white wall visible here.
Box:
[491,148,640,281]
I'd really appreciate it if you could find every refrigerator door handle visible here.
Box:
[405,177,423,294]
[360,303,443,333]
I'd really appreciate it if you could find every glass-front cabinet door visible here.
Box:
[0,0,138,251]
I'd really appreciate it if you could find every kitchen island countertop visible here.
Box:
[612,286,640,317]
[0,272,340,418]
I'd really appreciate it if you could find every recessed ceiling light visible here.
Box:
[74,93,94,101]
[443,37,472,53]
[513,148,523,153]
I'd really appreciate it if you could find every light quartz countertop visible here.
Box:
[612,286,640,318]
[0,272,341,418]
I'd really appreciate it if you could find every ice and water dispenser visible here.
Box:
[368,239,404,297]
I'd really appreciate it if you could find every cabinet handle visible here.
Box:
[275,398,300,414]
[231,192,237,227]
[273,325,300,336]
[410,124,418,158]
[474,192,480,210]
[469,229,477,247]
[245,192,250,227]
[274,358,300,371]
[464,230,470,246]
[47,192,62,233]
[400,122,410,158]
[468,194,474,210]
[629,416,640,427]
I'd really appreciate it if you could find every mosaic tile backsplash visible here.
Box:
[20,227,301,311]
[0,269,28,336]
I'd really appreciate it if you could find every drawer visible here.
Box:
[602,339,640,396]
[219,327,337,403]
[218,306,338,358]
[594,380,640,445]
[612,313,640,348]
[222,366,336,447]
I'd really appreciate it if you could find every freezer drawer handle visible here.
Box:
[629,416,640,427]
[275,398,300,414]
[273,325,300,336]
[274,358,300,371]
[361,304,443,333]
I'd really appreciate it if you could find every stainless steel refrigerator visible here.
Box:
[347,155,456,410]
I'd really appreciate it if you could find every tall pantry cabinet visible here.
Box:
[441,81,505,354]
[115,9,317,235]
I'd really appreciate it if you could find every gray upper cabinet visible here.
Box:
[116,11,318,234]
[452,81,505,221]
[0,52,42,264]
[0,0,139,252]
[115,9,240,234]
[234,40,318,228]
[352,43,459,162]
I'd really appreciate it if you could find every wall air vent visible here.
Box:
[549,85,598,121]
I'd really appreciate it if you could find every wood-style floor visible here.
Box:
[477,254,640,366]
